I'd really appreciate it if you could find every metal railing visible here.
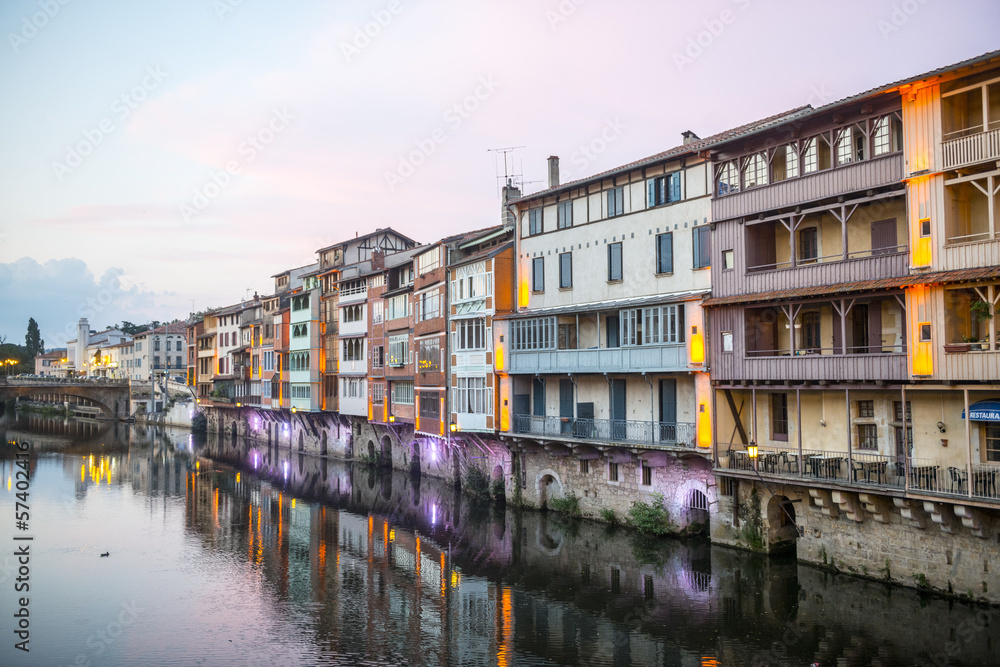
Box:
[718,446,1000,503]
[511,414,696,448]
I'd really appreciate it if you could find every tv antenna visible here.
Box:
[488,146,540,198]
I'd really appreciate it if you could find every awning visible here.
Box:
[962,400,1000,422]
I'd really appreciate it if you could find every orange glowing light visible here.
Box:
[494,344,504,370]
[697,404,711,449]
[690,326,705,364]
[913,235,932,268]
[517,279,530,308]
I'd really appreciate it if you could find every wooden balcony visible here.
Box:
[739,351,909,382]
[713,153,904,221]
[937,346,1000,382]
[942,128,1000,170]
[737,250,909,297]
[509,344,689,375]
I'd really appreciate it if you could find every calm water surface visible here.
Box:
[0,414,996,666]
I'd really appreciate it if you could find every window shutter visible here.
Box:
[647,180,656,207]
[659,233,673,274]
[669,172,681,202]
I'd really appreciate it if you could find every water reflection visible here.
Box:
[1,416,996,667]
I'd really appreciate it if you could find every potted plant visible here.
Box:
[970,300,995,350]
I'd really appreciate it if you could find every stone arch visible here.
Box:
[674,477,714,533]
[320,431,328,456]
[535,469,563,510]
[380,435,392,467]
[766,494,799,554]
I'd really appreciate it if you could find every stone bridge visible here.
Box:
[0,378,130,418]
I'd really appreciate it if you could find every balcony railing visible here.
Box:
[509,344,689,375]
[942,127,1000,170]
[511,414,696,449]
[718,445,1000,503]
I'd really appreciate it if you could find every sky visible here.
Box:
[0,0,998,350]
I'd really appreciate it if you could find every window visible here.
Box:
[641,461,652,486]
[342,338,363,362]
[528,208,543,235]
[608,461,619,482]
[388,334,409,366]
[455,318,487,351]
[771,393,788,441]
[290,384,311,399]
[557,200,573,228]
[154,340,161,352]
[919,322,932,343]
[292,294,310,311]
[985,425,1000,462]
[620,305,685,346]
[607,242,622,281]
[175,355,182,368]
[386,294,409,321]
[419,394,440,421]
[802,138,819,174]
[857,423,878,450]
[580,459,590,474]
[418,288,441,321]
[944,174,997,244]
[857,400,874,418]
[801,312,820,351]
[451,261,491,302]
[648,172,681,206]
[371,301,383,324]
[716,161,739,195]
[722,249,734,270]
[744,153,768,188]
[772,144,799,181]
[418,337,440,372]
[559,252,572,288]
[835,125,865,165]
[392,381,414,405]
[341,377,365,399]
[455,376,492,414]
[372,345,384,369]
[511,317,556,350]
[342,304,364,323]
[417,248,440,275]
[798,227,818,263]
[693,226,711,269]
[532,257,545,292]
[722,331,733,352]
[656,232,673,274]
[153,356,160,368]
[873,114,902,156]
[289,351,310,371]
[292,323,307,338]
[372,382,385,404]
[893,401,912,423]
[607,186,624,217]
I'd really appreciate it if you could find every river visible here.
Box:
[0,414,996,666]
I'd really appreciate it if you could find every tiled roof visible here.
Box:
[702,266,1000,307]
[517,106,812,203]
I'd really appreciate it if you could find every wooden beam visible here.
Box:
[724,389,749,445]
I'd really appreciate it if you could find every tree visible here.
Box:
[25,318,42,357]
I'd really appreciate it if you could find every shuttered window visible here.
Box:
[532,257,544,292]
[693,226,711,269]
[608,243,622,281]
[559,252,572,288]
[656,232,673,274]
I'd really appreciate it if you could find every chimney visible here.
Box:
[547,155,560,189]
[501,178,521,228]
[371,249,385,270]
[682,130,700,145]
